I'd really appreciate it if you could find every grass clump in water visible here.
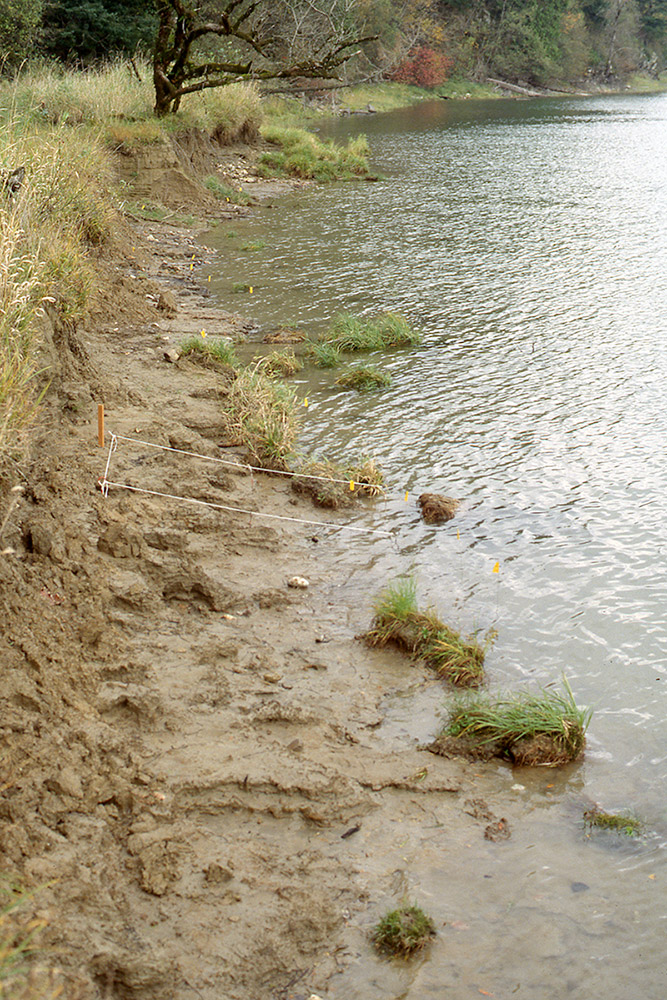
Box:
[364,577,487,688]
[584,808,643,837]
[232,282,253,294]
[223,367,300,470]
[372,903,436,957]
[180,336,240,369]
[239,239,267,251]
[258,126,371,181]
[304,339,342,368]
[292,455,384,508]
[432,680,592,765]
[322,312,422,352]
[335,365,392,391]
[255,349,303,377]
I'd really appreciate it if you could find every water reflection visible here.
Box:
[204,93,667,992]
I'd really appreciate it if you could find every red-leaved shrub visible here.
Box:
[390,46,454,88]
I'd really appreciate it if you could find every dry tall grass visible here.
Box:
[0,60,263,141]
[0,115,118,460]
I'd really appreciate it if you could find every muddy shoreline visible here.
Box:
[0,154,516,1000]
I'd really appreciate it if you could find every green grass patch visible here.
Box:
[364,577,487,688]
[232,282,254,294]
[258,125,372,181]
[223,367,300,470]
[304,339,342,368]
[291,455,384,509]
[584,808,643,837]
[180,336,239,369]
[204,176,251,205]
[239,239,267,251]
[372,903,436,957]
[321,312,422,353]
[432,680,592,765]
[335,365,392,391]
[255,349,303,377]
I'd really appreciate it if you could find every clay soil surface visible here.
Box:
[0,158,509,1000]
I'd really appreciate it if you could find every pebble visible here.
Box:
[287,576,309,589]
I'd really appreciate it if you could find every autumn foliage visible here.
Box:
[390,46,454,88]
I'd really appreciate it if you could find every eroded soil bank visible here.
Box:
[0,142,568,1000]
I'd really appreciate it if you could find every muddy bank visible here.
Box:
[0,138,514,1000]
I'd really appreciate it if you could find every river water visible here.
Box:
[205,93,667,998]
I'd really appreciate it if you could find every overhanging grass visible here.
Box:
[0,116,119,460]
[364,577,487,688]
[291,455,384,508]
[258,125,371,181]
[433,680,592,765]
[372,903,435,957]
[321,312,422,352]
[335,365,392,391]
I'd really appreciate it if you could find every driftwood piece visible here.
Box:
[417,493,461,524]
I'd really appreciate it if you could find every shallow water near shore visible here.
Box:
[204,93,667,996]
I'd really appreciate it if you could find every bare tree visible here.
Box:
[152,0,376,115]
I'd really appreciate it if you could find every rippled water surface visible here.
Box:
[205,93,667,995]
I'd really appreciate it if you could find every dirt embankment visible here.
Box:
[0,134,498,1000]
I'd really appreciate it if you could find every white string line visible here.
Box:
[100,480,394,537]
[109,432,387,493]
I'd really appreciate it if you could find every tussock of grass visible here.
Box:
[263,325,306,344]
[304,339,341,368]
[239,239,266,251]
[291,455,384,508]
[432,680,592,765]
[180,336,239,369]
[258,125,371,181]
[364,577,487,688]
[232,281,253,294]
[321,312,422,353]
[372,903,435,957]
[223,367,300,469]
[335,365,392,391]
[255,350,302,377]
[584,808,643,837]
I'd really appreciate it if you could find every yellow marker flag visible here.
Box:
[249,286,253,294]
[304,397,308,407]
[457,529,460,540]
[201,329,206,338]
[208,275,211,282]
[349,481,355,492]
[492,562,500,574]
[405,491,409,502]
